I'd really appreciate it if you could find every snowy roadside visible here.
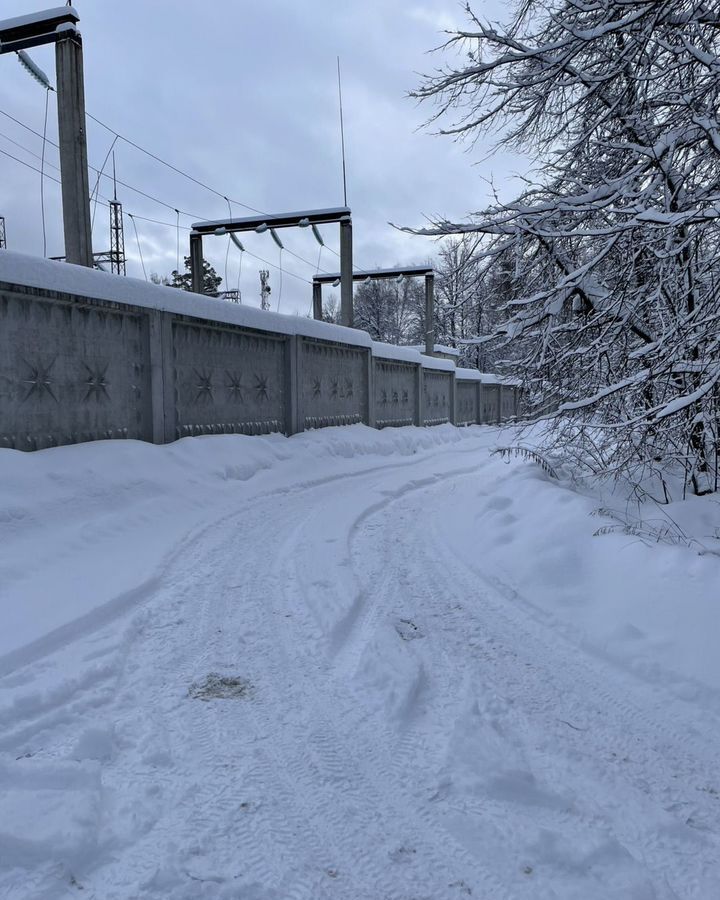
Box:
[0,425,495,672]
[2,421,719,704]
[1,424,720,899]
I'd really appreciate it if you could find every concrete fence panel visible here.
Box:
[455,380,479,426]
[0,256,522,450]
[481,383,501,424]
[298,337,369,430]
[373,359,419,428]
[0,282,152,450]
[422,370,453,426]
[168,317,288,440]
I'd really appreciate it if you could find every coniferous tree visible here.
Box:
[168,256,222,295]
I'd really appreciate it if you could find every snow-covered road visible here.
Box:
[1,427,719,899]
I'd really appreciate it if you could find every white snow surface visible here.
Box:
[0,7,78,31]
[0,250,367,347]
[1,425,720,899]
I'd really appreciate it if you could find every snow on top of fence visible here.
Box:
[371,342,423,364]
[0,252,519,385]
[0,251,371,348]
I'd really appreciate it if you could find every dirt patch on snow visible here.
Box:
[188,673,253,701]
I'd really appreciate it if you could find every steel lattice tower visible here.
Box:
[109,200,126,275]
[0,216,6,249]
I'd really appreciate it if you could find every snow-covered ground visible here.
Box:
[1,425,719,899]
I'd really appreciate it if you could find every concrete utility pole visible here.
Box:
[424,273,435,356]
[55,28,93,266]
[339,218,353,328]
[189,231,204,294]
[312,280,323,320]
[0,8,93,267]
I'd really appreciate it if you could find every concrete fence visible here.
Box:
[0,252,519,451]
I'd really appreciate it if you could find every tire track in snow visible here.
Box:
[92,493,341,899]
[266,454,515,900]
[296,462,720,899]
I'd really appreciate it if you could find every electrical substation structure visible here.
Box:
[190,208,354,327]
[0,6,93,267]
[313,265,436,355]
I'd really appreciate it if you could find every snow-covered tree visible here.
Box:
[353,274,426,345]
[412,0,720,496]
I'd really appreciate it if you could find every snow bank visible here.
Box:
[0,425,477,673]
[441,451,720,694]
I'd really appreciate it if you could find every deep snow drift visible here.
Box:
[1,425,719,899]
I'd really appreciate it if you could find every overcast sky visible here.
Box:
[0,0,525,314]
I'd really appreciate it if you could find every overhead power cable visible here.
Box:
[83,113,374,270]
[1,148,315,287]
[126,213,147,280]
[1,107,368,275]
[86,110,265,215]
[0,145,61,183]
[0,107,204,221]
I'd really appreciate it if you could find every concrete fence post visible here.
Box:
[449,374,457,425]
[294,335,305,434]
[416,366,425,426]
[424,274,435,356]
[285,335,301,435]
[366,352,376,428]
[148,310,165,443]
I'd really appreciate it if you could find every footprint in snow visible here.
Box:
[389,845,417,863]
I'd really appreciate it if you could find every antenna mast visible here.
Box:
[337,56,348,206]
[109,152,126,275]
[259,269,271,310]
[0,216,6,249]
